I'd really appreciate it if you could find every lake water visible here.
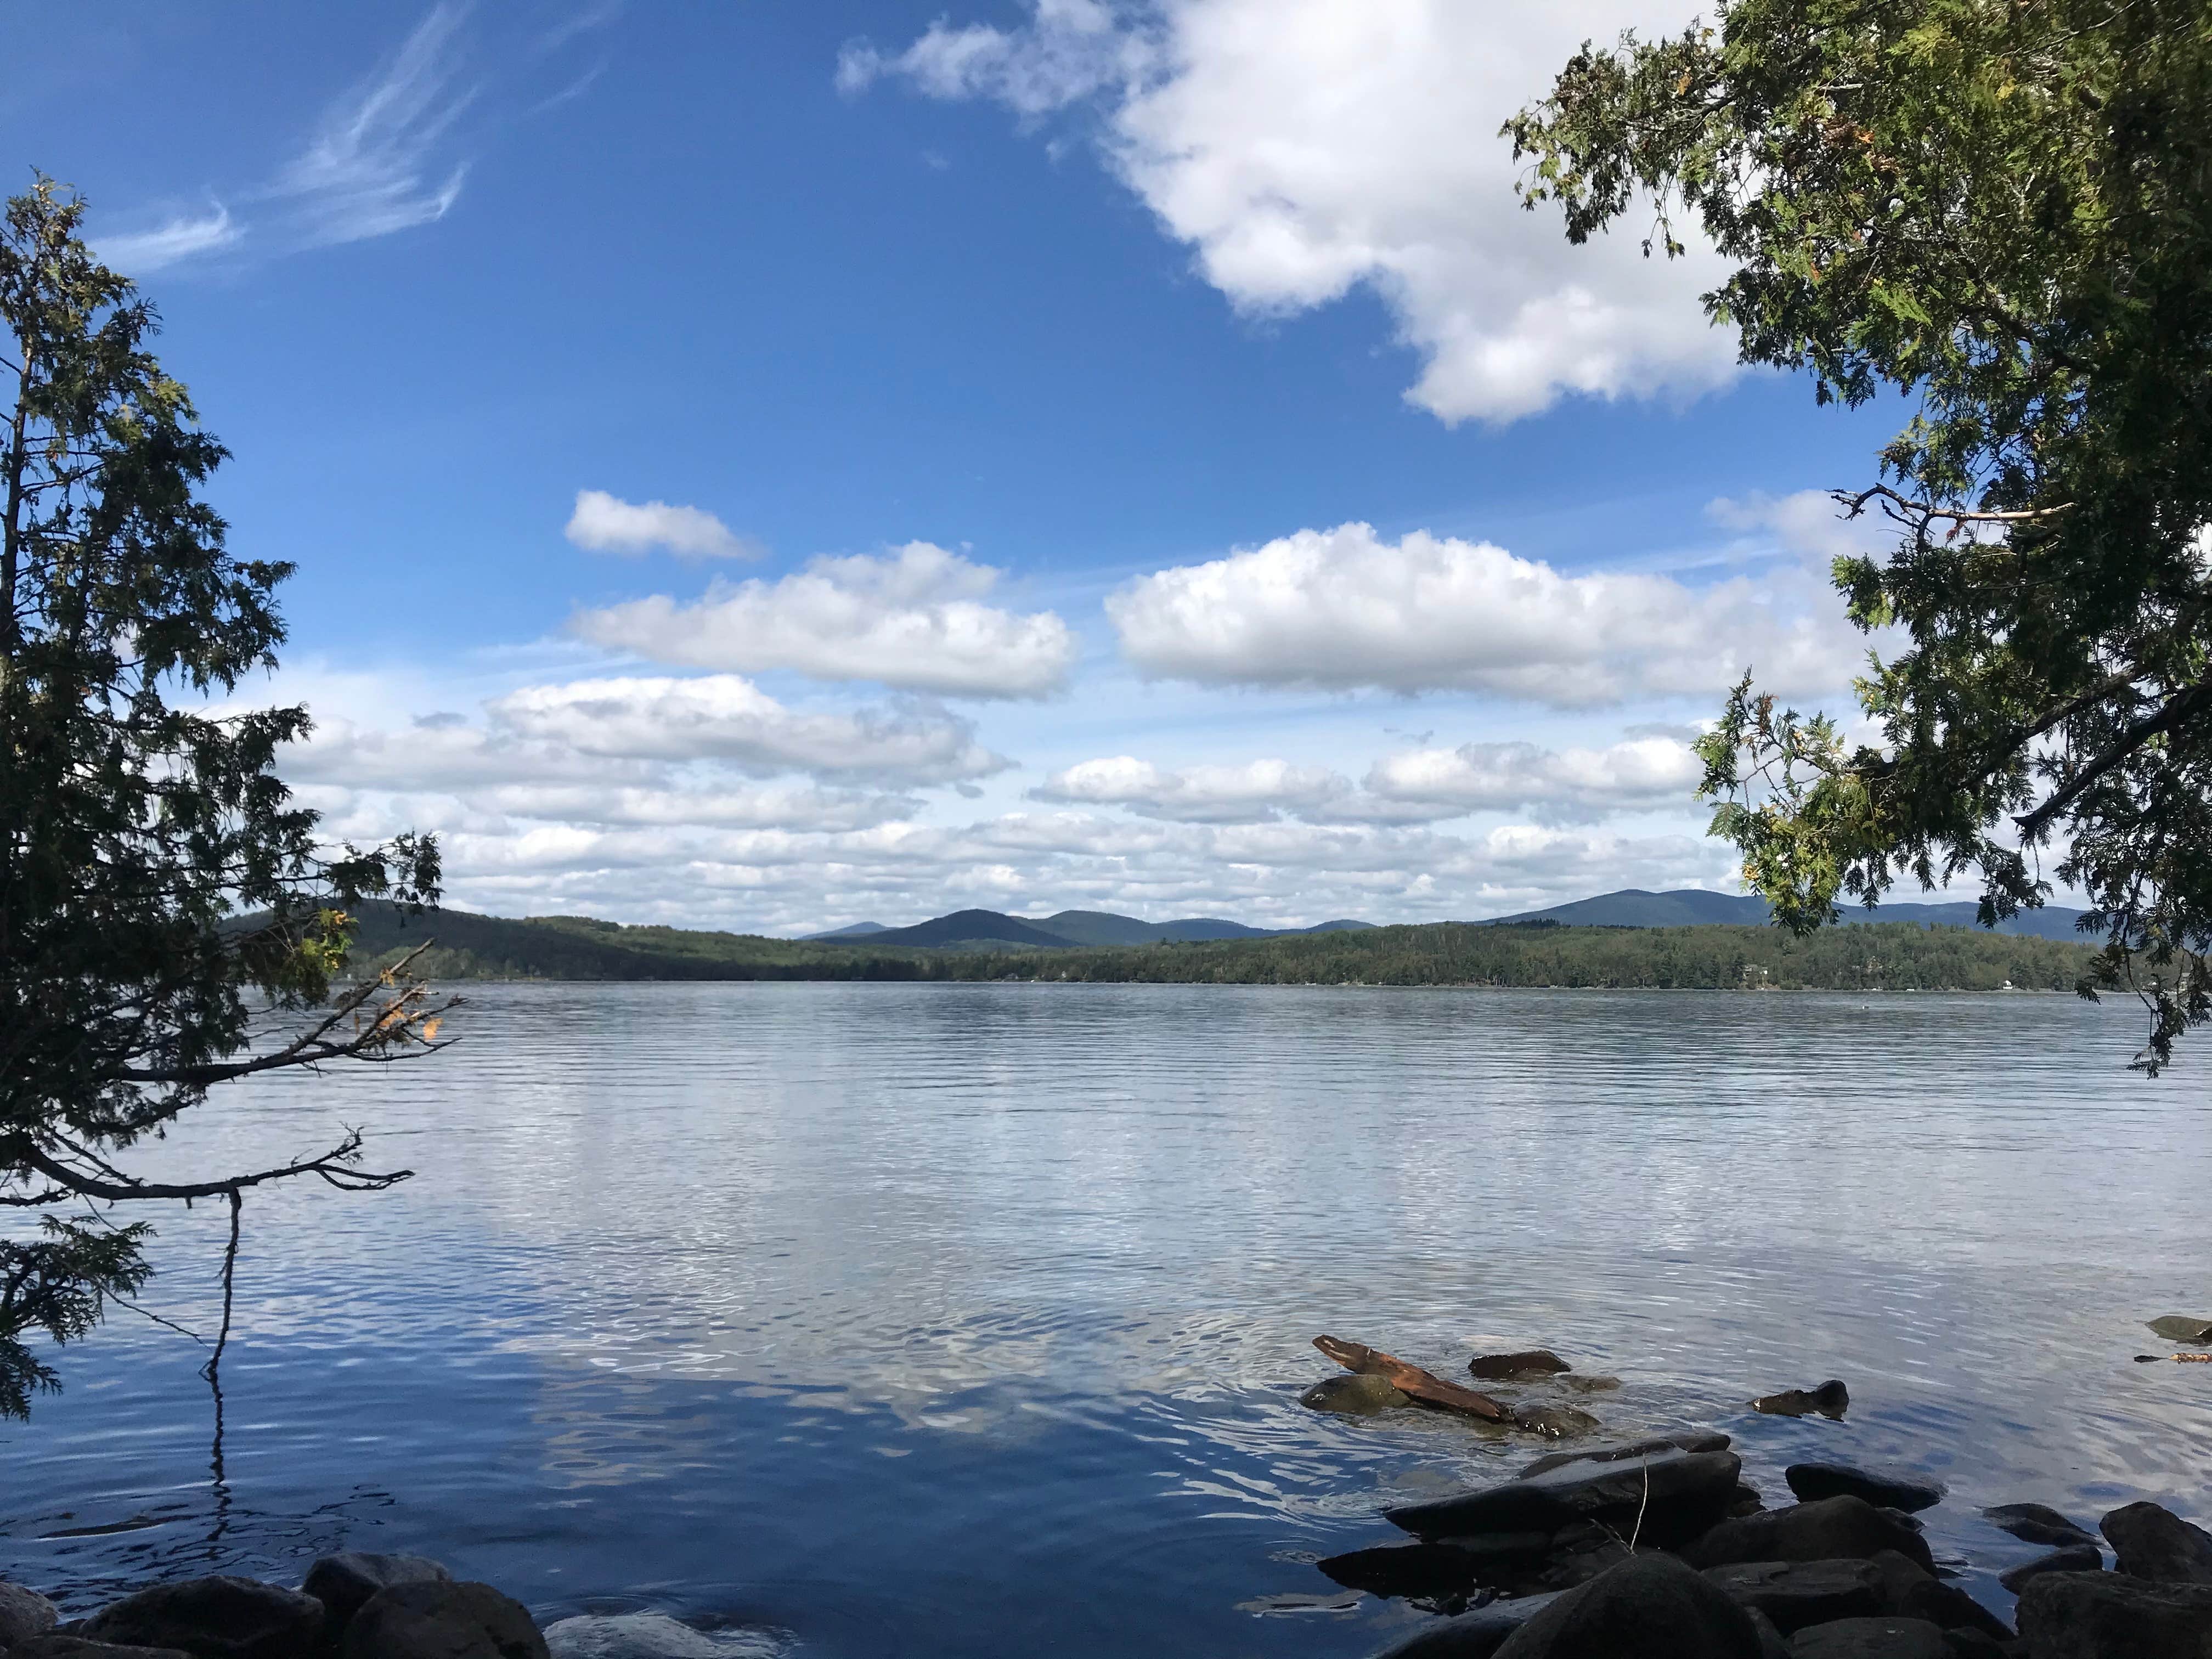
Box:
[4,983,2209,1656]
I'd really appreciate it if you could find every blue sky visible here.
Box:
[7,2,1912,932]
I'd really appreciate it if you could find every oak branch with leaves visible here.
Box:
[0,178,452,1417]
[1506,0,2212,1069]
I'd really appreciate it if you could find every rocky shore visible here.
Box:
[1299,1332,2212,1658]
[0,1554,769,1659]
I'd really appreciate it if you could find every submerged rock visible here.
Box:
[2145,1314,2212,1344]
[1469,1351,1572,1381]
[81,1578,324,1659]
[1750,1381,1849,1420]
[543,1614,785,1659]
[1304,1373,1411,1414]
[1678,1498,1935,1576]
[341,1581,546,1659]
[1319,1537,1550,1599]
[0,1582,60,1648]
[1782,1464,1944,1515]
[1387,1448,1742,1548]
[2015,1570,2212,1658]
[302,1553,453,1644]
[1520,1432,1731,1479]
[1998,1544,2102,1592]
[1782,1615,1951,1657]
[1487,1555,1767,1658]
[1700,1560,1887,1634]
[2100,1499,2212,1585]
[1374,1592,1563,1658]
[1511,1404,1601,1440]
[1983,1502,2099,1550]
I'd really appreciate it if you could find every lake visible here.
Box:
[4,983,2208,1656]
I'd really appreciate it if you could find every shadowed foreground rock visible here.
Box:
[1520,1433,1732,1479]
[1387,1448,1742,1548]
[1375,1592,1564,1658]
[1487,1555,1767,1658]
[1782,1615,1951,1657]
[1997,1543,2102,1593]
[9,1638,193,1659]
[79,1577,323,1659]
[341,1581,547,1659]
[1699,1560,1886,1634]
[2100,1499,2212,1584]
[1678,1498,1934,1576]
[303,1553,454,1645]
[1782,1464,1944,1515]
[0,1582,60,1648]
[2015,1570,2212,1657]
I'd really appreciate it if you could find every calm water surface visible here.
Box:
[4,984,2209,1656]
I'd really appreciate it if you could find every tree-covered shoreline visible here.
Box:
[346,902,2096,993]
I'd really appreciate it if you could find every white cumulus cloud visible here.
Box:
[565,489,758,560]
[1366,736,1703,824]
[572,542,1077,699]
[1032,755,1349,822]
[1108,521,1861,704]
[842,0,1732,423]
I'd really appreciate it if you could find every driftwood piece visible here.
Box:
[2134,1352,2212,1363]
[1314,1335,1510,1421]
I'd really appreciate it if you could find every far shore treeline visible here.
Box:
[344,902,2096,992]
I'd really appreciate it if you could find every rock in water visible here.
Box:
[1997,1543,2103,1593]
[2015,1571,2212,1657]
[1782,1464,1945,1514]
[1520,1433,1731,1479]
[81,1578,324,1659]
[1374,1592,1563,1658]
[1511,1404,1601,1440]
[1486,1555,1767,1658]
[9,1639,195,1659]
[1982,1502,2100,1549]
[2100,1500,2212,1584]
[1302,1373,1410,1414]
[1677,1498,1936,1576]
[544,1614,786,1658]
[0,1582,60,1647]
[1749,1380,1849,1419]
[2146,1314,2212,1344]
[1782,1615,1951,1657]
[1386,1448,1742,1548]
[341,1581,547,1659]
[302,1553,454,1644]
[1318,1537,1549,1599]
[1469,1351,1572,1381]
[1699,1560,1887,1634]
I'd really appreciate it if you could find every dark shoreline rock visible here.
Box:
[2101,1499,2212,1585]
[2015,1570,2212,1657]
[0,1582,60,1649]
[1304,1373,1412,1414]
[1519,1432,1731,1479]
[1677,1497,1936,1576]
[302,1553,454,1646]
[1749,1380,1848,1420]
[79,1578,323,1659]
[1983,1501,2099,1549]
[341,1580,546,1659]
[1469,1351,1571,1381]
[1997,1543,2102,1592]
[1387,1448,1743,1549]
[1781,1463,1944,1515]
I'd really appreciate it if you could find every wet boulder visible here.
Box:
[302,1553,454,1644]
[1488,1554,1767,1658]
[1782,1464,1945,1515]
[1997,1544,2102,1593]
[1,1582,60,1648]
[1862,1551,2013,1643]
[1700,1560,1887,1635]
[1983,1503,2098,1550]
[1678,1498,1936,1576]
[2100,1499,2212,1585]
[80,1578,324,1659]
[341,1581,546,1659]
[1470,1351,1572,1381]
[1511,1405,1601,1440]
[1520,1432,1730,1479]
[1387,1448,1742,1549]
[1751,1381,1849,1420]
[2014,1570,2212,1657]
[1304,1374,1410,1414]
[1781,1615,1951,1657]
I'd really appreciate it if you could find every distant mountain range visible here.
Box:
[806,909,1375,948]
[805,888,2092,947]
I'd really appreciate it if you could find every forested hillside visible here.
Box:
[343,904,2095,992]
